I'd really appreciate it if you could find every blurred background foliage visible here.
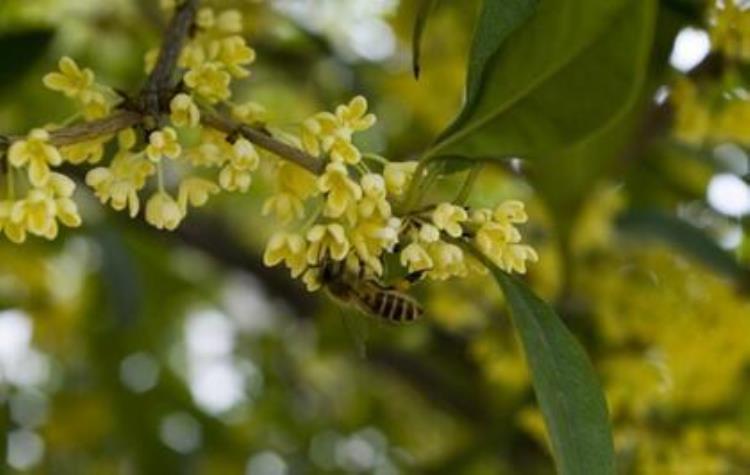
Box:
[0,0,749,473]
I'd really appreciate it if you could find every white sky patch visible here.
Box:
[160,412,202,454]
[7,430,44,471]
[707,173,750,216]
[183,309,247,414]
[246,451,288,475]
[0,310,49,388]
[120,352,160,394]
[670,27,711,72]
[272,0,399,62]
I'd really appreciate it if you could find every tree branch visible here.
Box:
[202,112,325,175]
[140,0,200,119]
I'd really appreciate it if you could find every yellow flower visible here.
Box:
[184,62,232,104]
[329,137,362,165]
[263,232,308,278]
[210,36,255,78]
[185,129,232,167]
[61,138,107,165]
[276,162,317,199]
[418,224,440,243]
[499,244,539,274]
[81,91,112,120]
[178,42,207,70]
[335,96,377,134]
[146,127,182,162]
[145,191,183,230]
[170,93,201,128]
[218,138,260,192]
[230,138,260,171]
[0,201,27,244]
[178,177,220,213]
[306,224,350,264]
[301,96,376,163]
[197,8,243,34]
[317,162,362,218]
[358,173,391,219]
[86,153,155,217]
[10,174,81,240]
[11,190,57,239]
[349,218,400,275]
[383,161,419,196]
[432,203,468,238]
[302,268,322,292]
[215,10,243,34]
[400,242,433,273]
[231,102,267,124]
[218,166,252,192]
[262,163,317,224]
[262,193,305,224]
[427,241,467,281]
[8,129,63,187]
[493,200,528,224]
[42,57,95,99]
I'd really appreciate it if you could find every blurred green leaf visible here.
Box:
[0,29,55,95]
[617,209,750,284]
[412,0,441,79]
[493,271,616,475]
[433,0,656,166]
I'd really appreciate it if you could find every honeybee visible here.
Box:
[319,259,424,324]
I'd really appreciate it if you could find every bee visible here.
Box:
[319,259,424,324]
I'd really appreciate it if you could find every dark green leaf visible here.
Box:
[412,0,441,79]
[617,209,750,283]
[0,30,55,94]
[433,0,656,164]
[439,0,539,130]
[492,270,616,475]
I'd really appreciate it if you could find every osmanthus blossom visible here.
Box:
[1,4,538,303]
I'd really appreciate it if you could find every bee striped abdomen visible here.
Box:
[359,286,423,324]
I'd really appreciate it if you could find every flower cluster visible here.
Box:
[670,2,750,146]
[1,4,538,300]
[263,97,538,292]
[709,0,750,62]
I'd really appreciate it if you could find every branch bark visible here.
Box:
[202,113,324,174]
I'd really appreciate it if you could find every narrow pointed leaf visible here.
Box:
[493,271,615,475]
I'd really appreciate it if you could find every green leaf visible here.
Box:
[0,30,55,95]
[412,0,441,79]
[617,209,750,284]
[492,271,616,475]
[433,0,656,164]
[439,0,539,132]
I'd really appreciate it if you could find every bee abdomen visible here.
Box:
[362,289,423,324]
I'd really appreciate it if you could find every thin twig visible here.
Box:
[202,112,324,175]
[0,111,142,151]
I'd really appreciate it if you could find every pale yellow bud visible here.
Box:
[145,191,183,230]
[432,203,468,238]
[170,93,201,128]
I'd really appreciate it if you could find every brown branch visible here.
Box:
[140,0,200,118]
[2,111,143,149]
[202,112,325,175]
